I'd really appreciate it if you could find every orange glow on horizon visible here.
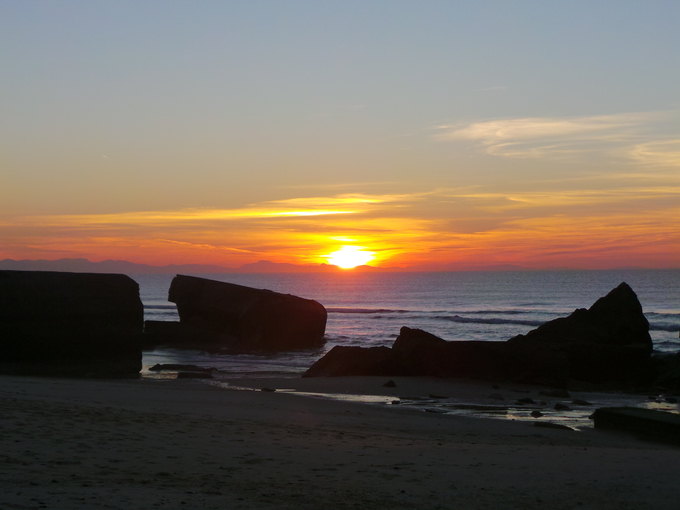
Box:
[1,189,678,271]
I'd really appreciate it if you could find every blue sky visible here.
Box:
[1,1,678,268]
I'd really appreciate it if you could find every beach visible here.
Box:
[2,375,679,510]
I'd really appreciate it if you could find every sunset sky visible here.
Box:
[2,1,679,270]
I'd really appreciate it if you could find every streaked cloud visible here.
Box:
[435,111,677,161]
[16,195,388,228]
[439,115,638,142]
[1,185,677,269]
[628,139,680,168]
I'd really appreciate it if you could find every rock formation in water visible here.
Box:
[508,282,652,348]
[304,282,655,388]
[0,270,143,376]
[145,275,327,352]
[298,345,410,377]
[506,282,653,384]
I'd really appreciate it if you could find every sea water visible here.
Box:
[135,269,680,376]
[135,269,680,429]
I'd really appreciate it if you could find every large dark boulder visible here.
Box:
[391,327,570,386]
[392,326,447,361]
[143,320,233,352]
[304,326,570,386]
[592,407,680,444]
[508,282,652,384]
[303,283,653,387]
[303,346,409,377]
[508,282,652,349]
[650,353,680,391]
[0,270,143,376]
[166,275,327,352]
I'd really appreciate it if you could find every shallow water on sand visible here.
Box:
[202,380,680,431]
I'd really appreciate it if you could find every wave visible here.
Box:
[370,312,675,331]
[328,307,677,330]
[327,308,409,314]
[460,309,541,315]
[327,307,547,316]
[646,313,680,332]
[650,324,680,332]
[435,315,546,327]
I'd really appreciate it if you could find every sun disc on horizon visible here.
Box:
[326,246,375,269]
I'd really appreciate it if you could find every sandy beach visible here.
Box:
[1,375,679,510]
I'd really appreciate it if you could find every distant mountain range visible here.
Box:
[4,257,624,274]
[0,258,384,274]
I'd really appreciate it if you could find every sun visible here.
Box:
[326,246,375,269]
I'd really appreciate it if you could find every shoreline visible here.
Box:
[142,368,680,431]
[2,374,680,509]
[220,375,679,431]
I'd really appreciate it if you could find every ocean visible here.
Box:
[135,269,680,377]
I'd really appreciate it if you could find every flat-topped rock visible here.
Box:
[166,275,327,352]
[0,270,143,376]
[592,407,680,443]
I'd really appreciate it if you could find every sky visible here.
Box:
[1,1,679,270]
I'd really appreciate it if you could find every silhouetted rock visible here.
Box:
[0,270,143,376]
[304,283,654,388]
[592,407,680,444]
[509,282,651,348]
[143,320,234,352]
[302,346,408,377]
[392,327,447,360]
[167,275,327,352]
[651,352,680,390]
[508,283,652,384]
[305,326,570,385]
[389,326,570,386]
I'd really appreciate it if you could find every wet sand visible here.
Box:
[1,374,679,510]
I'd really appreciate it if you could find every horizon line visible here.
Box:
[0,257,677,274]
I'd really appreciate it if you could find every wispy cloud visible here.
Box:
[1,186,677,269]
[628,139,680,168]
[435,111,677,161]
[439,115,640,142]
[17,195,390,228]
[444,186,680,211]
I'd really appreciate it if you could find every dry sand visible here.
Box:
[1,374,679,510]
